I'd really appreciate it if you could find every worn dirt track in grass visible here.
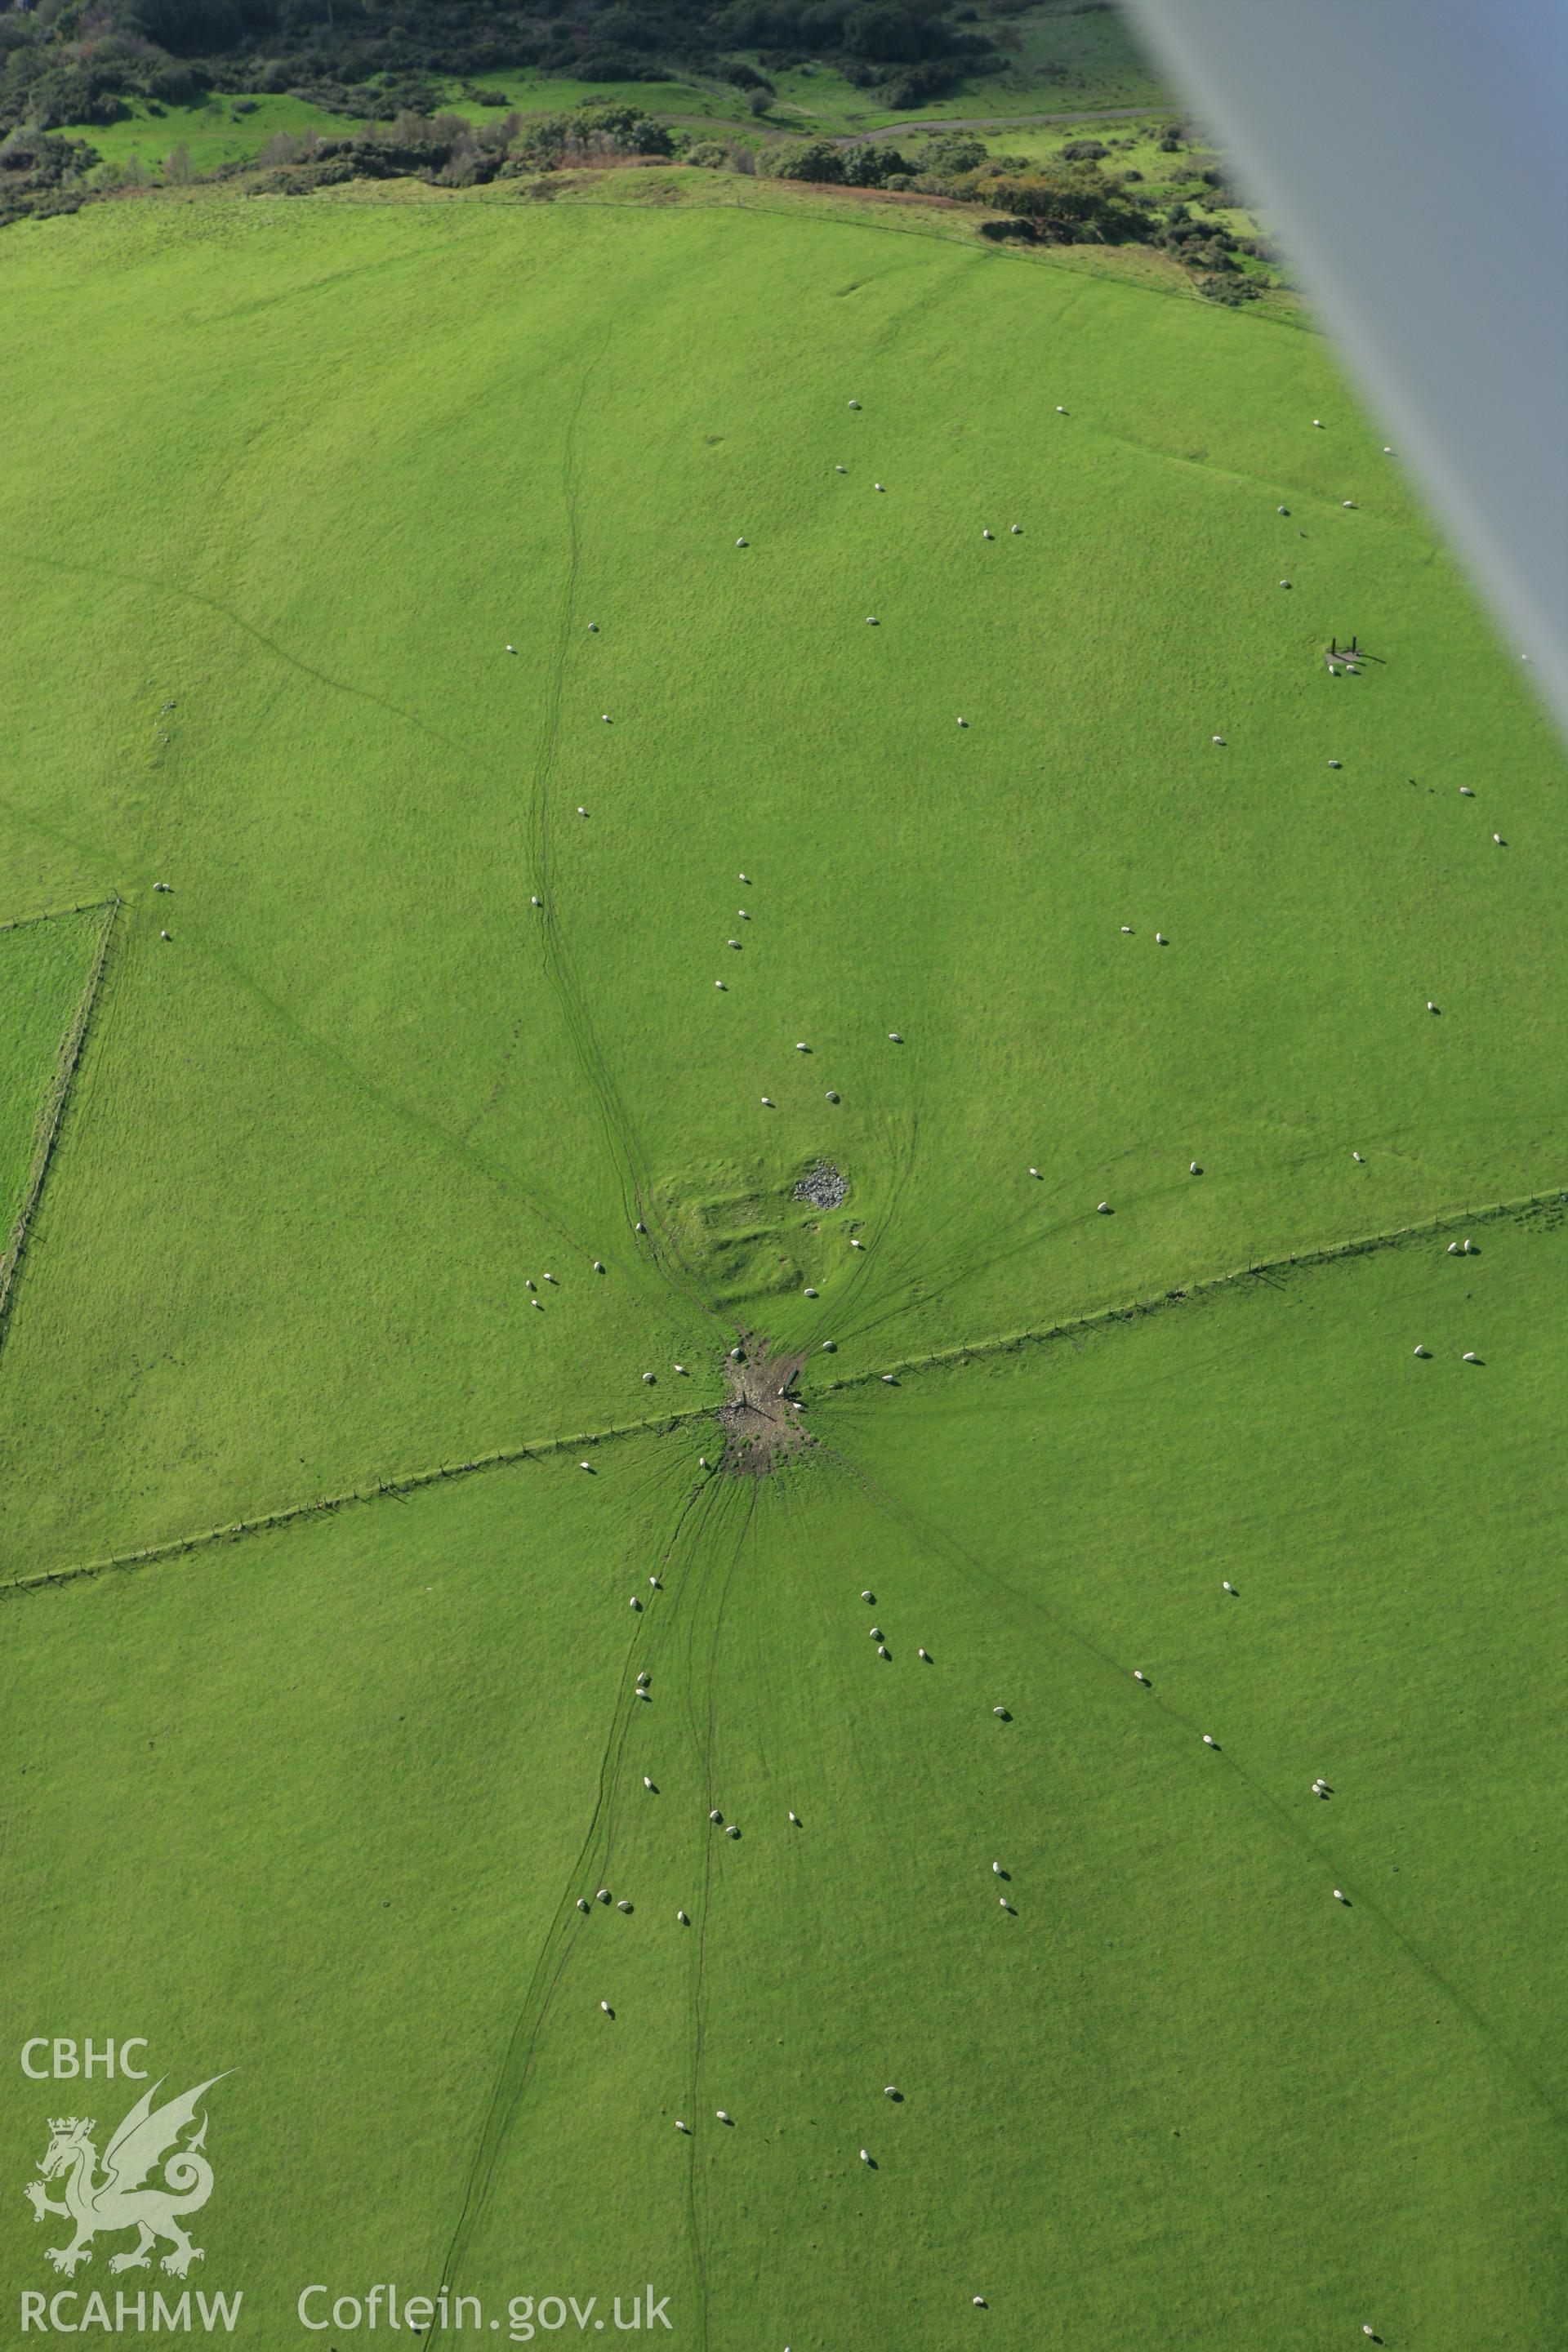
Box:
[718,1333,809,1472]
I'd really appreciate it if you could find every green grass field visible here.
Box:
[1,179,1564,2349]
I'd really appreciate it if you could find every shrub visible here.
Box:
[685,139,727,167]
[1059,137,1107,162]
[763,136,842,181]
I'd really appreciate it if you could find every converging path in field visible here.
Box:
[2,192,1566,2352]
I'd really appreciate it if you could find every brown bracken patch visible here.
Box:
[717,1334,810,1475]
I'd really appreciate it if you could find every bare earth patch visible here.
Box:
[718,1334,810,1475]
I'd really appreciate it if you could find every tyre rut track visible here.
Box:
[817,1438,1568,2138]
[429,1471,723,2346]
[521,335,719,1323]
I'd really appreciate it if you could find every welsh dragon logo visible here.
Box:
[24,2075,228,2278]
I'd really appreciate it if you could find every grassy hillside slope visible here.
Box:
[1,183,1564,2350]
[0,192,1561,1566]
[4,1209,1565,2347]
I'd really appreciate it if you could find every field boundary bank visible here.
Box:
[817,1182,1568,1398]
[8,1180,1561,1599]
[0,1401,712,1598]
[0,897,121,1358]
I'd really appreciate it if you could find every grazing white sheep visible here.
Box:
[1056,405,1067,413]
[983,529,994,540]
[1097,1201,1111,1214]
[993,1705,1008,1717]
[790,1810,800,1824]
[889,1031,903,1042]
[1343,500,1355,508]
[991,1861,1004,1876]
[860,2148,872,2165]
[600,2000,612,2013]
[531,893,542,907]
[1011,523,1022,533]
[644,1776,655,1789]
[1334,1887,1348,1902]
[875,482,885,492]
[804,1285,818,1298]
[883,1374,896,1384]
[675,2119,690,2132]
[797,1040,809,1051]
[1329,759,1342,768]
[1280,580,1292,589]
[587,621,599,631]
[918,1647,929,1660]
[602,713,612,724]
[884,2084,898,2097]
[850,1237,865,1250]
[739,871,750,883]
[862,1591,874,1601]
[866,616,879,626]
[1122,924,1133,933]
[1190,1161,1200,1174]
[1134,1670,1149,1684]
[957,716,967,727]
[505,643,516,653]
[1449,1241,1461,1254]
[1202,1734,1217,1748]
[577,1898,590,1912]
[1223,1580,1236,1594]
[1312,418,1324,427]
[580,1460,593,1470]
[726,1822,741,1837]
[1463,1350,1479,1362]
[577,805,588,817]
[678,1909,689,1924]
[1494,832,1504,844]
[761,1096,773,1107]
[643,1372,656,1384]
[1352,1152,1364,1163]
[715,980,727,989]
[594,1259,604,1272]
[1029,1165,1041,1178]
[1277,505,1289,514]
[1156,931,1167,944]
[160,929,171,941]
[630,1597,642,1610]
[710,1809,724,1822]
[849,399,861,409]
[836,464,847,473]
[1428,1000,1438,1013]
[736,537,748,547]
[597,1888,611,1902]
